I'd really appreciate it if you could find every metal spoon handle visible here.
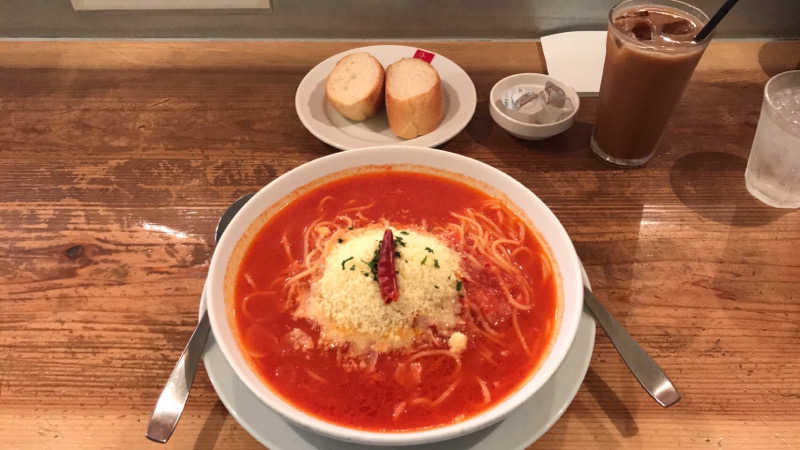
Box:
[146,310,211,443]
[583,287,681,407]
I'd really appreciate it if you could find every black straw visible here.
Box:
[694,0,740,42]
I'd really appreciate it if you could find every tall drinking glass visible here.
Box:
[745,70,800,208]
[591,0,711,167]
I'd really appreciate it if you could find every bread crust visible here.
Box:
[385,59,444,139]
[325,53,385,121]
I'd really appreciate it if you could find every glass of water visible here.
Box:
[745,70,800,208]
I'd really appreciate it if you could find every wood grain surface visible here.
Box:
[1,40,799,449]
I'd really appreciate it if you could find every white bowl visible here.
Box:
[489,73,580,140]
[205,145,583,446]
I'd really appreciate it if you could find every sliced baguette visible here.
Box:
[325,53,385,121]
[385,58,444,139]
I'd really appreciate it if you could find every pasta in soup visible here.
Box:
[229,167,559,431]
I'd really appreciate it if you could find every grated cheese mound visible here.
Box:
[295,227,462,354]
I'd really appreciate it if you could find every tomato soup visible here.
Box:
[230,168,559,431]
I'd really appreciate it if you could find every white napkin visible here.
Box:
[541,31,607,97]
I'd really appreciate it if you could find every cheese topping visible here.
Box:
[448,331,468,354]
[295,227,462,354]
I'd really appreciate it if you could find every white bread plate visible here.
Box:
[295,45,477,150]
[205,145,583,446]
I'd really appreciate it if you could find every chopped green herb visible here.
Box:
[434,259,440,268]
[434,284,440,289]
[367,243,381,280]
[341,256,354,270]
[394,251,401,258]
[400,230,409,235]
[421,255,428,265]
[456,280,463,291]
[348,226,353,230]
[393,235,406,247]
[395,270,399,274]
[425,247,434,253]
[363,272,370,277]
[350,265,355,271]
[404,259,408,263]
[337,238,343,243]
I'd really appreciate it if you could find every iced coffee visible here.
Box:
[592,0,710,166]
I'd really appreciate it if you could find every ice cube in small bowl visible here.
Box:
[490,73,580,140]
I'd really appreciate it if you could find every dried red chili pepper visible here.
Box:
[377,229,399,304]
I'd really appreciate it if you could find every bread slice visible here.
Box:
[325,53,385,121]
[385,58,444,139]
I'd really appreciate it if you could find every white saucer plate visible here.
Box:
[295,45,477,151]
[199,265,595,449]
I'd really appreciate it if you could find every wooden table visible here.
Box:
[1,40,799,449]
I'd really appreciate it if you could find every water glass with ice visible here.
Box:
[745,70,800,208]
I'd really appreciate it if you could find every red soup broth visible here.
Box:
[230,168,559,431]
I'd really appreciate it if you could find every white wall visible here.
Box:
[1,0,798,39]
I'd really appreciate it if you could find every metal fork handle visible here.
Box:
[583,287,681,407]
[146,311,211,443]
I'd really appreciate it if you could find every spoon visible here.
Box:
[582,286,681,407]
[146,193,254,443]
